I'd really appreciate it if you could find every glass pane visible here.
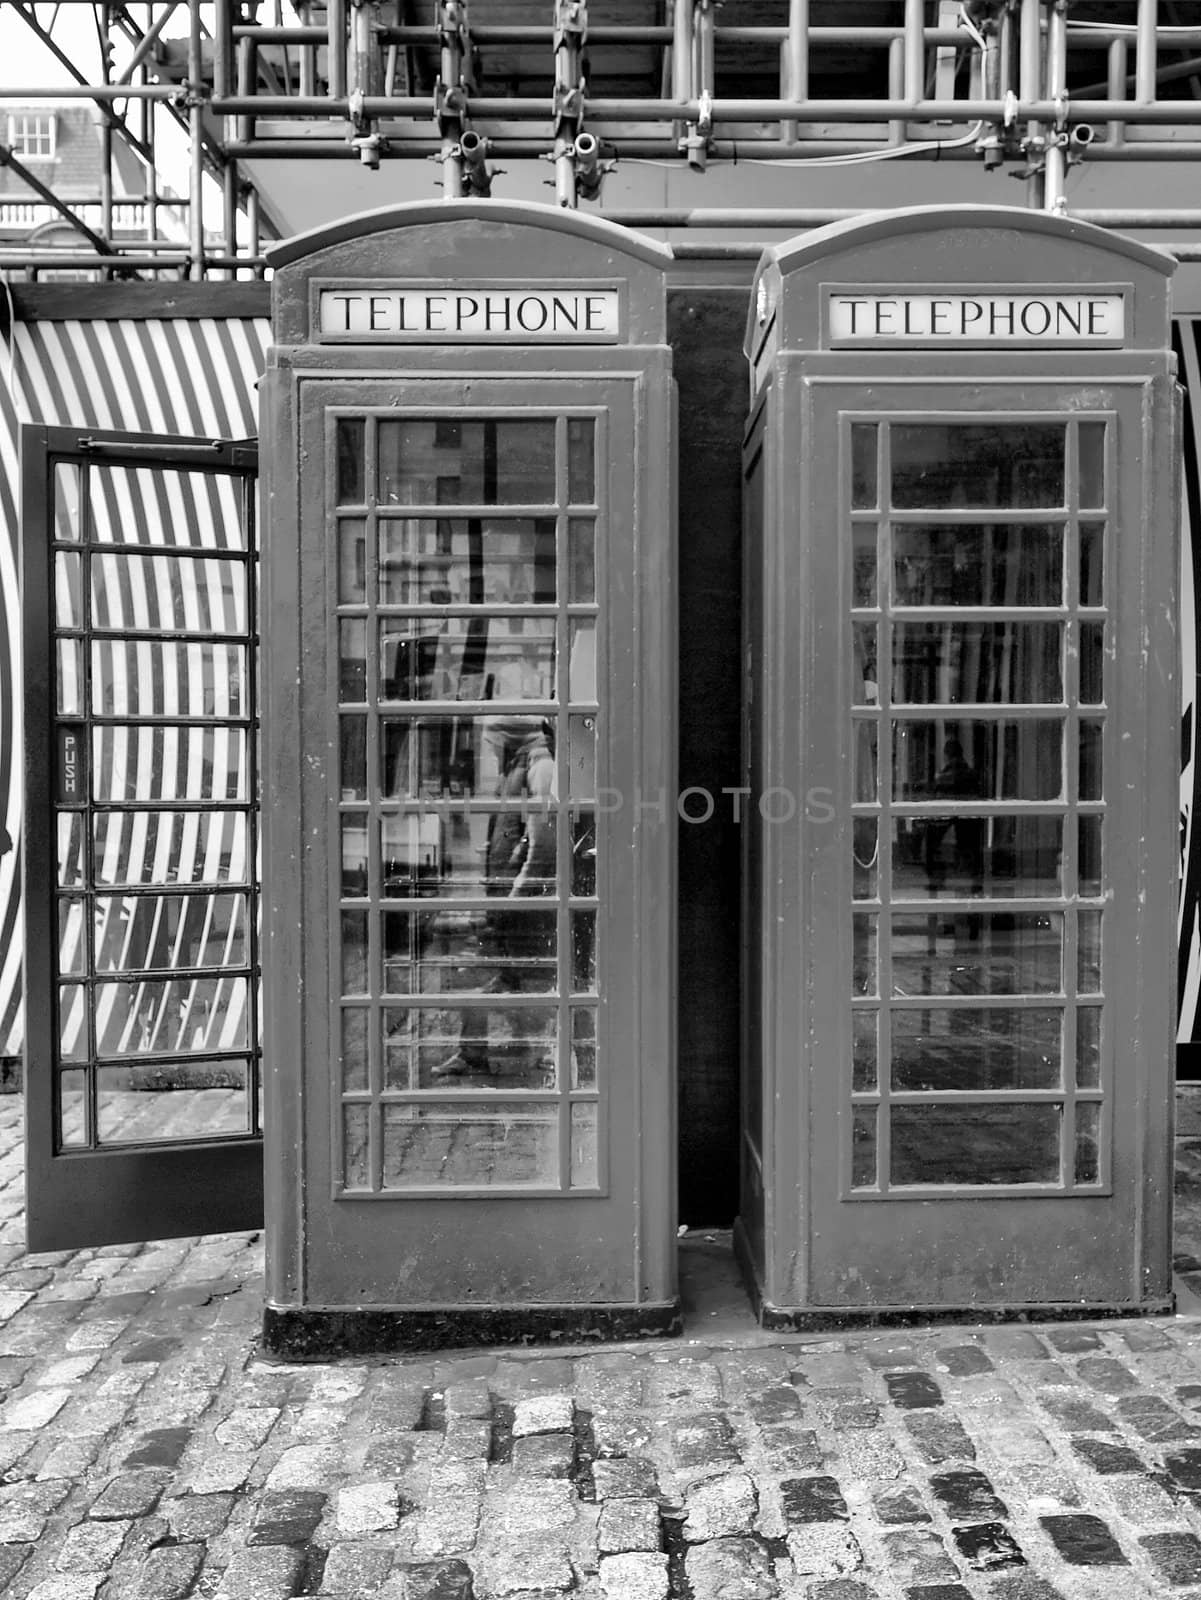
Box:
[569,518,596,603]
[893,524,1064,608]
[92,727,248,803]
[381,1102,559,1188]
[1080,523,1104,606]
[59,1069,87,1147]
[892,623,1063,704]
[568,418,596,504]
[93,976,249,1056]
[853,525,877,607]
[340,621,367,704]
[342,910,369,995]
[853,819,878,900]
[571,911,596,992]
[572,813,596,896]
[381,715,556,802]
[851,424,877,509]
[377,419,556,507]
[569,715,596,800]
[55,552,83,629]
[57,638,84,715]
[1080,622,1104,705]
[852,1107,878,1188]
[58,897,86,976]
[572,1007,597,1089]
[1078,422,1105,509]
[93,893,248,973]
[96,1061,249,1144]
[892,721,1063,802]
[379,617,555,703]
[90,554,246,635]
[383,1005,557,1091]
[854,719,878,803]
[58,813,84,888]
[1076,1005,1101,1088]
[93,810,248,887]
[340,715,367,800]
[891,1104,1061,1185]
[853,1010,877,1091]
[383,908,557,995]
[343,1103,371,1188]
[1075,1102,1101,1184]
[91,642,247,718]
[853,913,877,996]
[571,1103,599,1188]
[336,418,366,504]
[570,620,597,704]
[1079,720,1103,801]
[338,518,367,603]
[853,625,877,706]
[53,463,83,542]
[890,911,1063,996]
[89,467,247,551]
[379,518,557,606]
[1078,910,1102,994]
[890,424,1065,509]
[891,1008,1062,1091]
[1078,816,1102,897]
[892,815,1063,900]
[59,983,87,1061]
[342,1008,369,1091]
[341,814,369,895]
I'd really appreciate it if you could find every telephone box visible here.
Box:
[261,201,676,1352]
[741,206,1178,1324]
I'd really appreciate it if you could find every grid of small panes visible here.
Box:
[331,411,602,1193]
[848,417,1108,1193]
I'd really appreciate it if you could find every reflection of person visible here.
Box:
[924,738,985,888]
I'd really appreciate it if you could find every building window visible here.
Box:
[8,114,55,159]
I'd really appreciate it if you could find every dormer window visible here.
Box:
[8,113,55,159]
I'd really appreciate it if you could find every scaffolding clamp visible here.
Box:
[680,89,713,171]
[348,88,384,168]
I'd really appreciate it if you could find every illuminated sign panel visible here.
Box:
[317,285,621,341]
[826,290,1126,346]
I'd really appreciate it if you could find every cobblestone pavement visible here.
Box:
[7,1095,1201,1598]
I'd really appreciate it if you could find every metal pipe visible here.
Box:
[1136,0,1159,105]
[188,0,205,281]
[1044,2,1069,212]
[213,0,231,100]
[223,160,238,274]
[1106,38,1127,148]
[672,0,692,147]
[117,1,181,86]
[328,0,348,100]
[888,35,906,147]
[438,2,464,199]
[782,0,808,145]
[904,0,924,106]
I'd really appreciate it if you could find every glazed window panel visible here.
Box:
[890,423,1066,509]
[892,523,1065,608]
[891,719,1064,802]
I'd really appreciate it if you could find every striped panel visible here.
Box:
[1178,322,1201,1054]
[0,315,269,1058]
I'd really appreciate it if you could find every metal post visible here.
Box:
[780,0,807,144]
[1136,0,1158,104]
[1020,0,1045,208]
[672,0,691,148]
[1044,0,1068,211]
[904,0,924,106]
[188,0,206,279]
[223,159,239,275]
[99,5,114,265]
[328,0,347,100]
[552,0,586,205]
[1107,38,1128,148]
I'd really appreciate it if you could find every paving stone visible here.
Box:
[759,1426,824,1471]
[214,1405,280,1450]
[984,1576,1066,1600]
[747,1386,803,1423]
[1104,1476,1177,1523]
[442,1418,491,1460]
[178,1447,255,1494]
[904,1415,976,1464]
[0,1385,73,1429]
[873,1486,932,1525]
[248,1488,327,1545]
[592,1412,654,1458]
[880,1529,959,1585]
[591,1457,660,1499]
[981,1331,1049,1360]
[1070,1437,1145,1474]
[643,1357,721,1407]
[337,1481,401,1534]
[682,1471,758,1541]
[513,1395,574,1438]
[781,1477,849,1524]
[161,1492,236,1540]
[265,1444,341,1489]
[122,1428,191,1470]
[812,1391,880,1430]
[1074,1357,1139,1394]
[668,1412,740,1474]
[901,1587,973,1600]
[804,1585,877,1600]
[1036,1394,1116,1433]
[862,1341,922,1370]
[55,1517,131,1570]
[133,1543,205,1600]
[1038,1514,1127,1565]
[980,1425,1055,1465]
[598,1552,669,1600]
[684,1536,776,1598]
[998,1466,1080,1510]
[1139,1531,1201,1585]
[1164,1447,1201,1491]
[1117,1325,1174,1352]
[320,1542,395,1594]
[596,1497,660,1555]
[884,1373,944,1410]
[930,1470,1008,1522]
[89,1471,168,1521]
[950,1523,1025,1572]
[394,1558,476,1600]
[786,1525,864,1578]
[1116,1395,1198,1442]
[441,1380,493,1422]
[23,1579,105,1600]
[215,1544,306,1599]
[1044,1328,1102,1354]
[474,1541,574,1595]
[935,1346,994,1377]
[511,1432,574,1478]
[0,1545,32,1587]
[837,1430,906,1483]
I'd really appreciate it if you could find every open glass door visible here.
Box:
[21,426,263,1250]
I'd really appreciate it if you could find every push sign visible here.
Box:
[56,725,86,804]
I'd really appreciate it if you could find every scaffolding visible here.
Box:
[7,0,1201,279]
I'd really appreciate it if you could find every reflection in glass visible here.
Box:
[1080,621,1104,705]
[382,908,557,994]
[377,419,556,507]
[90,467,248,551]
[93,976,249,1056]
[56,552,83,629]
[853,524,877,607]
[852,819,878,900]
[568,418,596,503]
[572,1008,597,1088]
[852,424,878,510]
[96,1061,249,1144]
[59,813,84,888]
[381,714,556,803]
[58,638,83,715]
[379,617,555,703]
[1078,422,1106,509]
[340,620,367,703]
[342,814,368,895]
[58,899,86,976]
[890,424,1065,509]
[59,984,87,1061]
[381,1101,559,1188]
[569,518,596,603]
[1079,720,1103,801]
[891,1103,1061,1185]
[891,815,1062,900]
[379,518,556,606]
[893,523,1063,607]
[1077,1005,1101,1088]
[90,554,246,634]
[852,625,877,705]
[1078,909,1102,993]
[1080,522,1104,606]
[336,417,366,504]
[892,719,1062,802]
[572,911,596,992]
[854,719,878,803]
[572,813,596,896]
[340,714,367,799]
[384,1006,557,1092]
[1075,1101,1101,1184]
[93,810,247,887]
[569,716,596,800]
[570,620,597,704]
[853,914,877,996]
[853,1010,877,1091]
[890,912,1062,996]
[92,726,248,803]
[343,1103,371,1188]
[852,1107,877,1188]
[339,518,367,603]
[1078,816,1102,897]
[93,893,248,973]
[59,1068,87,1147]
[342,1007,368,1091]
[892,622,1063,704]
[342,910,369,995]
[54,463,83,542]
[891,1008,1062,1091]
[92,642,247,719]
[571,1103,599,1188]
